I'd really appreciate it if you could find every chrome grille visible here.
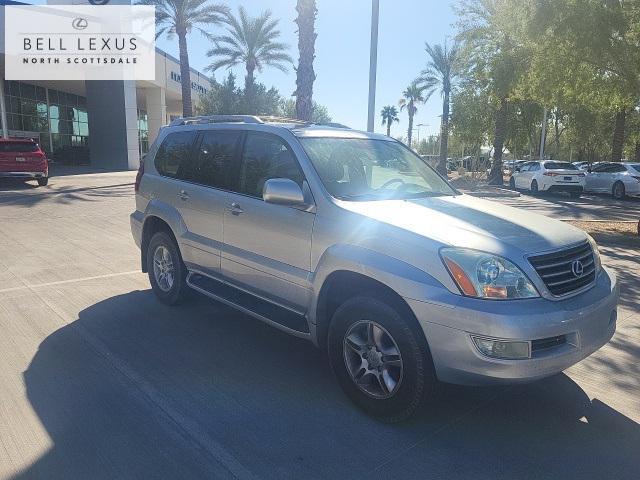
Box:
[529,242,596,296]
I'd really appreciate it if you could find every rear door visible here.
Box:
[587,163,612,192]
[173,129,242,274]
[221,131,315,311]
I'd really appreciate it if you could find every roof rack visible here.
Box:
[169,115,263,126]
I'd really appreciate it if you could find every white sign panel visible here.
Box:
[5,5,156,80]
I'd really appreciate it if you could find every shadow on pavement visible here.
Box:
[16,290,640,480]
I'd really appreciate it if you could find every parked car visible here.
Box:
[131,116,618,422]
[0,138,48,186]
[509,160,585,197]
[584,162,640,199]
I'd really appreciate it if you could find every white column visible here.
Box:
[145,87,166,145]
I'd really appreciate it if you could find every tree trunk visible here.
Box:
[611,108,626,162]
[386,121,391,137]
[436,90,450,175]
[407,107,414,148]
[177,29,193,118]
[488,98,508,185]
[294,0,317,122]
[635,141,640,162]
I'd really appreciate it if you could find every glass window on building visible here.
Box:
[138,109,149,155]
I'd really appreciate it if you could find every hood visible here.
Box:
[338,194,586,256]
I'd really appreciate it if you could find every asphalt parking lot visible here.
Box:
[0,171,638,480]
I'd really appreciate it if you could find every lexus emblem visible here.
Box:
[72,18,88,30]
[571,260,584,278]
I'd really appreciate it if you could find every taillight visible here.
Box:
[543,171,558,176]
[134,157,145,192]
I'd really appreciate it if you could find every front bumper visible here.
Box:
[406,266,618,386]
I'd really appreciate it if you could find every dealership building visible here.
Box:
[0,0,213,170]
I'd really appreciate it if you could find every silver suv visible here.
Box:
[131,116,618,422]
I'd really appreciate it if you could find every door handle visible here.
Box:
[177,190,190,201]
[226,202,244,215]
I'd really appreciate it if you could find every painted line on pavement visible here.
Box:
[0,270,142,294]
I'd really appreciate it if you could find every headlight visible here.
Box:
[586,234,601,274]
[440,248,539,300]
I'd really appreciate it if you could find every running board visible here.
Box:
[186,272,310,335]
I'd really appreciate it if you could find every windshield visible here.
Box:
[544,161,578,170]
[299,137,457,201]
[628,164,640,173]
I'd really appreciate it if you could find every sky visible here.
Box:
[155,0,458,138]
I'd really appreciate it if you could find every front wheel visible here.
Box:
[147,231,189,305]
[328,296,436,423]
[612,181,626,200]
[37,177,48,186]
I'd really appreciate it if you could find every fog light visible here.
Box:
[472,336,530,360]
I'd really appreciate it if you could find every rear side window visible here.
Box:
[154,131,197,178]
[0,142,39,153]
[181,130,241,189]
[238,133,304,198]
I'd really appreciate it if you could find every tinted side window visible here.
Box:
[592,163,610,172]
[238,133,304,198]
[181,130,241,188]
[531,163,541,171]
[609,164,626,173]
[154,131,197,178]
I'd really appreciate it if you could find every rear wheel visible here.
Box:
[612,181,625,200]
[530,180,539,195]
[147,231,189,305]
[328,296,436,423]
[37,177,48,186]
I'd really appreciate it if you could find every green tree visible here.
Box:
[399,82,428,149]
[456,0,532,184]
[418,40,464,175]
[138,0,228,117]
[280,98,331,123]
[380,105,399,137]
[521,0,640,162]
[207,7,293,93]
[294,0,317,121]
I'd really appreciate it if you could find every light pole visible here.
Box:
[416,123,428,145]
[367,0,380,133]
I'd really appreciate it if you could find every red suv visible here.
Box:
[0,138,49,186]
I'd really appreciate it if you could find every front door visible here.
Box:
[221,132,315,311]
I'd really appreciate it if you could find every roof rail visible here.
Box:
[169,115,264,126]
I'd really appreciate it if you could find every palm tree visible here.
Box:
[294,0,317,121]
[380,106,399,137]
[418,41,463,175]
[138,0,228,118]
[399,82,428,148]
[207,7,293,94]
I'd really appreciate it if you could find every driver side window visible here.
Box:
[239,133,305,199]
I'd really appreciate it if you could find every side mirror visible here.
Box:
[263,178,305,206]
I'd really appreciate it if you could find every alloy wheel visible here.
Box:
[153,245,175,292]
[343,320,404,399]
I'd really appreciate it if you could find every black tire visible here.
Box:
[612,181,625,200]
[146,231,189,305]
[530,180,539,195]
[37,177,48,186]
[328,296,436,423]
[509,177,516,190]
